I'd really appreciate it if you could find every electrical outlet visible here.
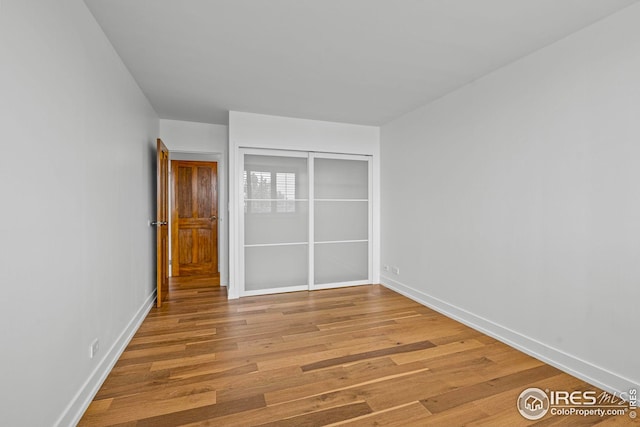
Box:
[392,267,400,275]
[90,339,99,359]
[383,265,390,272]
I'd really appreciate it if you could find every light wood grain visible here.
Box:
[79,277,634,426]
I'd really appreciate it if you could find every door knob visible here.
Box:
[210,216,217,221]
[151,221,167,226]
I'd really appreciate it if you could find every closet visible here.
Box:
[239,149,371,295]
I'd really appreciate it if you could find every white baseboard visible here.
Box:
[380,275,637,397]
[55,290,157,427]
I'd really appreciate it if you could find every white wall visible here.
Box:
[229,111,380,299]
[159,119,229,285]
[381,4,640,395]
[160,119,228,153]
[0,1,159,426]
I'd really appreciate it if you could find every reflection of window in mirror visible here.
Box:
[244,169,297,214]
[276,172,295,212]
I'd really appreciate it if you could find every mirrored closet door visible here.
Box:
[240,149,371,296]
[312,154,371,289]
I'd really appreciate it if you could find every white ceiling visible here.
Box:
[85,0,637,126]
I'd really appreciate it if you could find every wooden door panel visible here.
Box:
[177,167,192,218]
[171,161,218,277]
[156,139,169,307]
[178,229,193,264]
[198,229,212,263]
[197,166,213,218]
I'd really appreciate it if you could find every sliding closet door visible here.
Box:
[242,151,309,295]
[313,155,371,288]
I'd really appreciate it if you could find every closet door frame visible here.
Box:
[238,148,372,297]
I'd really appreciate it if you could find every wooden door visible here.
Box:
[156,139,169,307]
[171,161,219,277]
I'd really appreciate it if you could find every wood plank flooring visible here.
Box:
[79,278,634,426]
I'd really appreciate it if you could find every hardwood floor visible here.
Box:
[79,278,633,426]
